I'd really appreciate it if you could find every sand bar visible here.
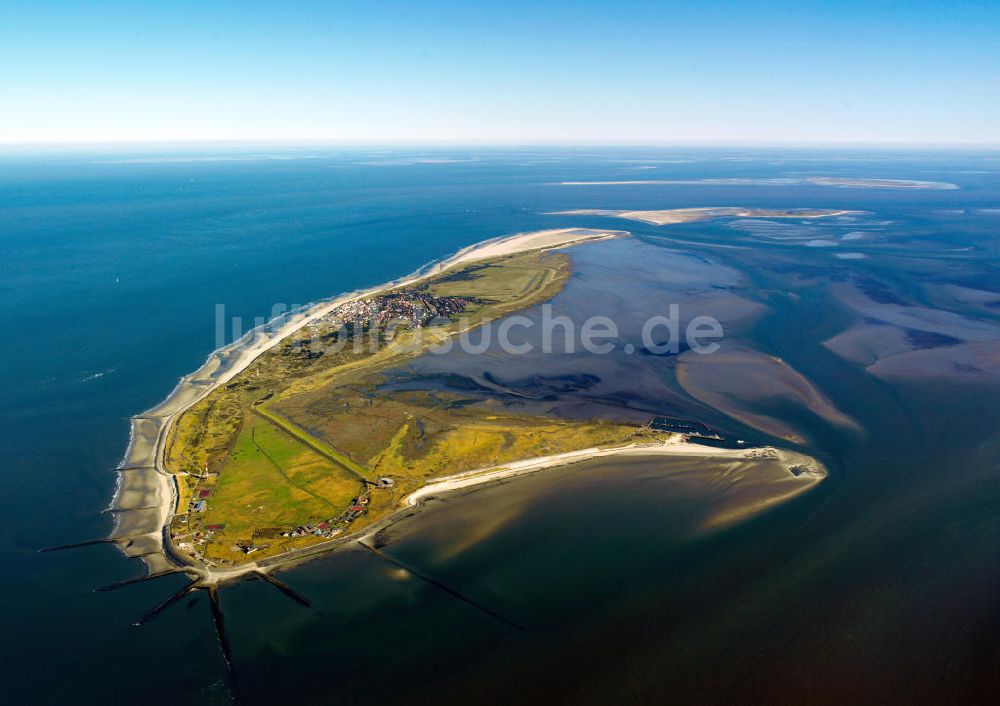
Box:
[550,207,856,226]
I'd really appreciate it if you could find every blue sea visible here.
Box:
[2,146,999,704]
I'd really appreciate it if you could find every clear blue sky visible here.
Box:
[2,0,998,144]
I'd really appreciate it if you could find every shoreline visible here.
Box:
[402,434,824,509]
[111,227,627,579]
[258,434,827,580]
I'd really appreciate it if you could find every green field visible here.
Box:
[203,416,360,529]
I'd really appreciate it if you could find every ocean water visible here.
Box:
[1,147,999,704]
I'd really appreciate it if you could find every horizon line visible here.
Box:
[2,138,1000,152]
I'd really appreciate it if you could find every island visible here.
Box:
[112,227,827,585]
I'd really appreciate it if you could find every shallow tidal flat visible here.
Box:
[676,342,860,443]
[399,237,819,445]
[823,280,1000,381]
[364,448,823,619]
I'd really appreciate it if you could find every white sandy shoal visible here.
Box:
[404,435,825,508]
[550,208,858,226]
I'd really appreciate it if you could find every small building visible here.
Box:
[192,500,207,512]
[377,477,395,488]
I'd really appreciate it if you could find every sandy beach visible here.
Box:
[446,227,626,263]
[403,434,825,520]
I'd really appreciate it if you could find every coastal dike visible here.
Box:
[111,228,629,584]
